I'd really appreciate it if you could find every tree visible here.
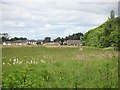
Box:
[1,37,9,43]
[54,37,61,42]
[0,33,9,43]
[0,33,9,38]
[64,32,83,40]
[44,37,51,42]
[19,37,27,40]
[110,10,115,19]
[9,37,27,41]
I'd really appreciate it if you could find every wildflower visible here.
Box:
[51,60,55,63]
[41,60,46,63]
[8,63,11,66]
[9,59,11,61]
[13,62,15,64]
[36,62,38,64]
[33,61,36,64]
[3,62,5,65]
[98,68,101,70]
[13,59,16,62]
[26,61,28,64]
[30,60,33,64]
[19,60,23,64]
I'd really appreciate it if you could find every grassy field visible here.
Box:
[2,46,119,88]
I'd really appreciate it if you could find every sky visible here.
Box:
[0,0,119,40]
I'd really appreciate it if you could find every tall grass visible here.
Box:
[2,46,118,88]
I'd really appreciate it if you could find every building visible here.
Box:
[64,40,81,46]
[2,40,44,45]
[3,40,28,45]
[43,42,60,46]
[36,40,43,45]
[3,41,12,45]
[27,40,37,45]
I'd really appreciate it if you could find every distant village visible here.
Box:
[0,33,83,46]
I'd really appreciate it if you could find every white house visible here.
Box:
[64,40,81,46]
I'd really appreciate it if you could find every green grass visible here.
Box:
[2,46,119,88]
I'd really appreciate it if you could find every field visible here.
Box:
[2,46,119,88]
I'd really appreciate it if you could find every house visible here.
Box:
[3,41,12,45]
[27,40,37,45]
[2,40,43,46]
[36,40,43,45]
[3,40,28,45]
[64,40,81,46]
[43,42,60,46]
[14,40,27,45]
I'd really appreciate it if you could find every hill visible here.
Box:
[82,16,120,50]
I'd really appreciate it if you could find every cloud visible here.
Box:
[1,0,119,39]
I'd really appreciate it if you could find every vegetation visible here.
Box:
[2,46,118,88]
[0,36,27,43]
[81,16,120,50]
[54,32,83,42]
[43,37,51,43]
[110,10,115,19]
[9,37,27,41]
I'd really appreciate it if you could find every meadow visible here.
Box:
[2,46,119,88]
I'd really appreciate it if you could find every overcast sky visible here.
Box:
[0,0,119,40]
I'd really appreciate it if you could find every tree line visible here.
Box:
[43,32,83,43]
[0,32,83,43]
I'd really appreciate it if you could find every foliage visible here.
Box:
[82,16,120,50]
[54,37,64,42]
[1,36,28,43]
[110,10,115,19]
[1,37,9,43]
[54,32,83,43]
[2,65,37,88]
[64,32,83,40]
[44,37,51,42]
[9,37,27,41]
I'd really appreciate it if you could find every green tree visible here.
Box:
[10,37,27,41]
[1,37,9,43]
[82,16,120,49]
[54,37,61,42]
[110,10,115,19]
[44,37,51,42]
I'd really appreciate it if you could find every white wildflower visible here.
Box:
[13,59,16,62]
[51,61,55,63]
[3,62,5,65]
[30,60,33,64]
[33,61,36,64]
[9,59,12,61]
[8,63,11,66]
[19,61,23,64]
[36,62,38,64]
[26,61,28,64]
[41,60,46,63]
[13,62,15,64]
